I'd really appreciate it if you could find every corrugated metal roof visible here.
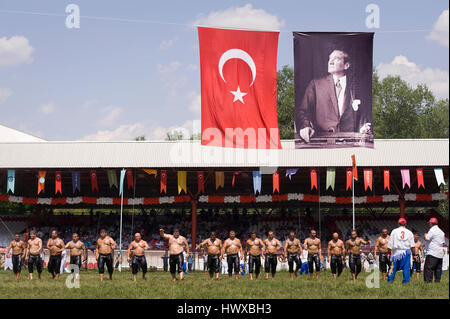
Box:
[0,139,448,168]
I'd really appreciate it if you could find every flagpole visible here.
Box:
[119,169,124,272]
[352,174,355,230]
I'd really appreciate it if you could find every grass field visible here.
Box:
[0,269,448,299]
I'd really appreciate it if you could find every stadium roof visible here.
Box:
[0,124,45,143]
[0,139,448,169]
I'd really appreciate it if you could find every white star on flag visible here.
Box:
[230,86,247,104]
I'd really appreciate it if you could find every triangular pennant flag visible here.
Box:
[126,169,134,190]
[72,171,81,193]
[215,171,224,190]
[55,171,62,195]
[326,168,335,190]
[273,171,279,194]
[119,169,126,196]
[38,171,46,194]
[143,169,157,177]
[417,169,425,189]
[177,171,187,194]
[346,168,353,191]
[364,169,373,191]
[160,170,167,194]
[197,172,205,194]
[383,169,390,191]
[310,168,318,190]
[351,155,358,181]
[253,171,262,195]
[107,170,118,189]
[90,170,99,192]
[232,171,241,187]
[401,169,410,189]
[7,170,15,194]
[286,168,298,180]
[434,168,445,186]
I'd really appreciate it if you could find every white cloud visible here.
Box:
[81,99,98,111]
[0,36,35,67]
[192,4,285,31]
[98,105,123,127]
[187,92,201,116]
[0,88,12,104]
[156,61,182,74]
[159,39,174,50]
[376,55,449,99]
[39,102,55,115]
[186,64,198,71]
[427,9,449,47]
[156,61,187,99]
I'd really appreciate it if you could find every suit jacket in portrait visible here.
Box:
[295,74,365,134]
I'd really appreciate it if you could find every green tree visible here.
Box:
[276,65,295,139]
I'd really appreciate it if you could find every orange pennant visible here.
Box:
[384,169,390,191]
[351,155,358,181]
[310,168,318,190]
[273,171,279,194]
[160,170,167,194]
[55,171,62,195]
[364,169,373,191]
[417,169,425,189]
[38,171,46,194]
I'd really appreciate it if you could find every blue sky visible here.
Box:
[0,0,448,141]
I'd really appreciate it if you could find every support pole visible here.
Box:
[352,175,355,230]
[191,199,197,252]
[118,172,124,272]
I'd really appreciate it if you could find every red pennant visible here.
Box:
[198,27,281,149]
[55,171,62,195]
[346,168,353,190]
[126,169,134,190]
[37,171,46,194]
[273,171,279,194]
[364,169,373,191]
[160,170,167,194]
[351,155,358,181]
[383,169,390,191]
[310,168,318,190]
[417,169,425,189]
[90,170,99,192]
[232,171,241,187]
[197,172,205,194]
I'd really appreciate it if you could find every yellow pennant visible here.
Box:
[143,169,157,177]
[215,171,224,190]
[177,171,187,194]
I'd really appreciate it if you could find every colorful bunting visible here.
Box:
[326,168,335,190]
[126,169,134,190]
[273,171,279,194]
[90,170,99,192]
[107,170,118,189]
[119,169,126,196]
[351,155,358,181]
[7,170,15,194]
[197,172,205,194]
[215,171,224,190]
[253,171,262,195]
[55,171,62,195]
[38,171,46,194]
[72,171,81,193]
[286,168,298,180]
[417,169,425,189]
[310,168,318,190]
[160,170,167,194]
[346,168,352,191]
[434,168,445,186]
[177,171,187,194]
[364,169,373,191]
[383,169,390,191]
[401,169,410,189]
[143,169,157,177]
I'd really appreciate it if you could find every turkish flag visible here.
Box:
[383,169,390,191]
[197,172,205,194]
[198,27,281,149]
[160,170,167,194]
[417,169,425,189]
[346,168,353,190]
[273,171,280,194]
[55,171,62,195]
[351,155,358,181]
[310,168,318,190]
[90,170,99,192]
[126,169,134,190]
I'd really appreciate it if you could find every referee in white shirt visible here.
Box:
[423,217,445,283]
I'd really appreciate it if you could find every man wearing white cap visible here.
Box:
[387,218,415,284]
[423,217,445,283]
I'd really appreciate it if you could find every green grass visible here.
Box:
[0,269,447,299]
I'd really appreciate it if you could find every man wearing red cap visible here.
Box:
[423,217,445,283]
[387,218,415,284]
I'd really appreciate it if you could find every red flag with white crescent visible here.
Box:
[346,168,353,190]
[55,171,62,195]
[198,26,281,149]
[417,169,425,189]
[90,170,99,192]
[160,170,167,194]
[351,155,358,181]
[126,169,134,190]
[383,169,390,191]
[197,172,205,194]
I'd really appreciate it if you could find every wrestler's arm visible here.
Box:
[360,238,370,245]
[127,242,133,261]
[144,241,150,250]
[260,240,266,259]
[238,240,244,259]
[110,237,117,249]
[46,239,52,250]
[23,241,28,260]
[159,229,171,240]
[318,240,323,261]
[244,241,249,260]
[184,238,190,257]
[283,241,288,258]
[221,240,228,259]
[6,242,13,258]
[95,240,99,260]
[327,241,331,261]
[374,239,379,259]
[82,243,87,261]
[38,239,43,253]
